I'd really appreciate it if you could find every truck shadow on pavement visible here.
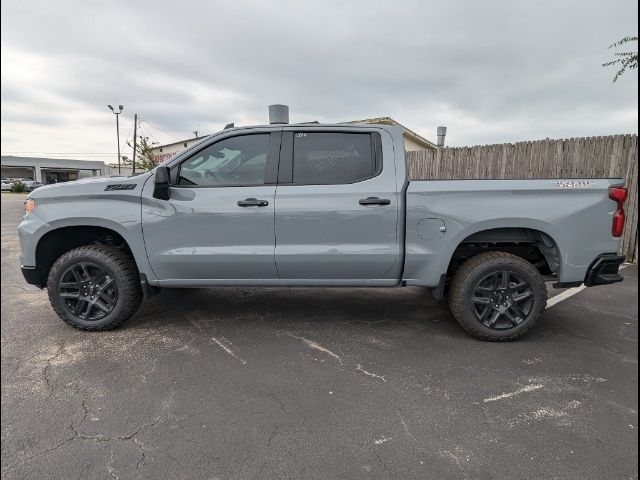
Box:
[123,268,638,348]
[129,286,471,338]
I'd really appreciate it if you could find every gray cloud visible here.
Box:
[1,0,637,157]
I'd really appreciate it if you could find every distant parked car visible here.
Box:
[4,179,41,192]
[22,180,43,192]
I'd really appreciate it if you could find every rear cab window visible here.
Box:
[288,132,380,185]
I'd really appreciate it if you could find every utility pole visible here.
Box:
[107,105,124,174]
[132,114,138,173]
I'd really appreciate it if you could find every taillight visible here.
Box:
[609,186,628,237]
[609,186,628,205]
[612,210,625,237]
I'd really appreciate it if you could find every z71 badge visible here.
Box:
[104,184,136,191]
[555,180,594,189]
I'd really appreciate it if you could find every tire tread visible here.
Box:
[47,245,142,331]
[448,252,547,341]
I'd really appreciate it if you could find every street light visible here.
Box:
[107,104,124,174]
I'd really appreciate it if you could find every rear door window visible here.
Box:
[292,132,376,185]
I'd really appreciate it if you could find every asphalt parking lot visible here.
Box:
[1,192,638,480]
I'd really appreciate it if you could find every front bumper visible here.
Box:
[584,253,625,287]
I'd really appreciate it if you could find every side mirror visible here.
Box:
[153,166,171,200]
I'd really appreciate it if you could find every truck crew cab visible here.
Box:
[19,108,628,341]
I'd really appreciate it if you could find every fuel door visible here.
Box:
[417,218,446,240]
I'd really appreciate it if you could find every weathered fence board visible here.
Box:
[407,134,638,262]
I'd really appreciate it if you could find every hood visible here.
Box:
[28,172,154,199]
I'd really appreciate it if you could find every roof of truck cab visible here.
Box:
[152,118,435,154]
[226,119,436,150]
[225,122,405,133]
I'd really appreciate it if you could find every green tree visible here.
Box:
[602,36,638,82]
[123,136,157,172]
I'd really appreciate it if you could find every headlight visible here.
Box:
[24,198,35,214]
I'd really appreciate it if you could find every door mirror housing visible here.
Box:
[153,166,171,200]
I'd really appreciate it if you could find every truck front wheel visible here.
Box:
[448,252,547,341]
[47,245,142,331]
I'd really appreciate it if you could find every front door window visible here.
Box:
[178,134,270,187]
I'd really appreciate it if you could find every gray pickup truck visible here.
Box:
[19,119,628,341]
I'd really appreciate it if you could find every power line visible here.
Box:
[140,119,184,141]
[2,116,189,159]
[139,121,161,145]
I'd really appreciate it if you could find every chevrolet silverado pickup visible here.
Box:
[18,121,628,340]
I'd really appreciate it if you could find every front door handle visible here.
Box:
[237,198,269,207]
[359,197,391,206]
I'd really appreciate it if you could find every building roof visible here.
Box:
[152,136,209,151]
[1,155,108,169]
[345,117,437,150]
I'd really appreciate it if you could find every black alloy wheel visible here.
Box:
[470,270,534,330]
[58,262,118,321]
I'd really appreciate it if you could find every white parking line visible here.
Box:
[546,263,631,309]
[546,285,587,308]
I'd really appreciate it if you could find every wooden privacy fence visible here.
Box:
[406,134,638,262]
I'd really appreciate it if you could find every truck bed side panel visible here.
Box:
[404,179,623,286]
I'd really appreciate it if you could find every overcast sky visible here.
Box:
[1,0,638,161]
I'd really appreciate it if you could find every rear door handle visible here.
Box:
[359,197,391,206]
[237,198,269,207]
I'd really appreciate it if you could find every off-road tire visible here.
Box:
[47,245,142,331]
[449,252,547,341]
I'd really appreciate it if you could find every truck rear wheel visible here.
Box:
[47,245,142,331]
[448,252,547,341]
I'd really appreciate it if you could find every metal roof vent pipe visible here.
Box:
[437,126,447,147]
[268,104,289,124]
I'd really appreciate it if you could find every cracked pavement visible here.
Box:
[1,193,638,479]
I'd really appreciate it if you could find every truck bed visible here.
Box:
[403,178,623,287]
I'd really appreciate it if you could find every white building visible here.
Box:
[151,136,208,165]
[345,117,437,151]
